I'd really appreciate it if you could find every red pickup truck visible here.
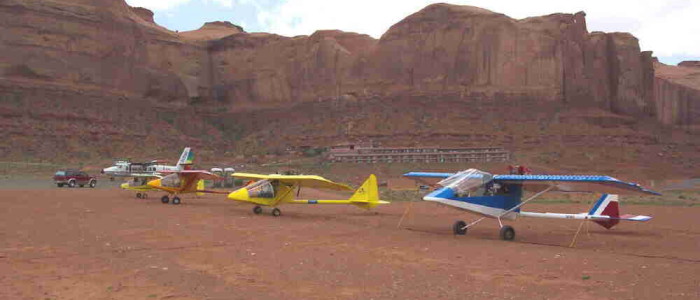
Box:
[54,170,97,188]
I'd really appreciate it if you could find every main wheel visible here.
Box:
[161,195,170,204]
[500,225,515,241]
[271,208,281,217]
[172,197,181,205]
[453,220,467,235]
[142,193,148,199]
[89,180,96,188]
[68,180,76,188]
[136,193,143,199]
[253,206,263,215]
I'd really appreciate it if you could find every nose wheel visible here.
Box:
[161,195,170,204]
[172,197,181,205]
[253,206,263,215]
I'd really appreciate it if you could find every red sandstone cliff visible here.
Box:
[0,0,698,176]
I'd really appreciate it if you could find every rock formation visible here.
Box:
[0,0,698,176]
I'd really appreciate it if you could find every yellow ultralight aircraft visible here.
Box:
[147,170,223,205]
[121,175,205,199]
[227,173,389,216]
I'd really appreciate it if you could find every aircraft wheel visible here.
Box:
[172,197,181,205]
[252,206,263,215]
[136,193,142,199]
[161,195,169,204]
[500,225,515,241]
[453,220,467,235]
[271,208,281,217]
[143,193,148,199]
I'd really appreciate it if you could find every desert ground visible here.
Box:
[0,187,698,300]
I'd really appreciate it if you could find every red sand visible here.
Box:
[1,189,698,299]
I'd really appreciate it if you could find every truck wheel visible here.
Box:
[68,180,76,188]
[89,180,96,188]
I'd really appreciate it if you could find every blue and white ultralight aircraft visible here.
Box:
[403,169,659,241]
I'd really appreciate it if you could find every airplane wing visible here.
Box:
[232,173,352,191]
[130,173,162,178]
[493,174,661,195]
[403,172,455,179]
[165,170,221,180]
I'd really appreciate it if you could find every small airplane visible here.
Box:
[403,168,658,241]
[102,147,193,180]
[112,147,195,198]
[146,170,223,205]
[226,173,389,216]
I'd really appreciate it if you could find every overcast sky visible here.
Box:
[125,0,699,65]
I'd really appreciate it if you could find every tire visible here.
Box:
[253,206,263,215]
[57,183,64,188]
[500,225,515,241]
[271,208,281,217]
[172,197,181,205]
[89,180,96,188]
[68,180,76,188]
[136,193,142,199]
[161,196,169,204]
[142,193,148,199]
[453,220,467,235]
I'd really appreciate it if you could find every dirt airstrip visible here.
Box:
[0,188,698,299]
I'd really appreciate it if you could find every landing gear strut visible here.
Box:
[253,206,263,215]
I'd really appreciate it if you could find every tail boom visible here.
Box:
[289,175,389,209]
[519,193,652,229]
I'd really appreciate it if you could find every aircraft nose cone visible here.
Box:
[147,179,162,188]
[227,188,250,202]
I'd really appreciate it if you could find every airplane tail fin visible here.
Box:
[176,147,193,170]
[589,194,652,229]
[196,179,205,196]
[348,174,389,210]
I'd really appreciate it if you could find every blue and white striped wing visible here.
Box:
[493,174,660,195]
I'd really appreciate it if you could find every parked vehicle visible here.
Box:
[53,170,97,188]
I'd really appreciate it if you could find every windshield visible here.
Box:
[247,180,275,198]
[160,174,182,188]
[438,169,493,196]
[55,171,65,176]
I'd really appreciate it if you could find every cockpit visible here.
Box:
[247,180,276,198]
[438,169,506,197]
[160,173,182,188]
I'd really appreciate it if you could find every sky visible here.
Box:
[125,0,700,65]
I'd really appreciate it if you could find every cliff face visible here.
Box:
[654,62,700,125]
[0,0,698,175]
[207,4,661,120]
